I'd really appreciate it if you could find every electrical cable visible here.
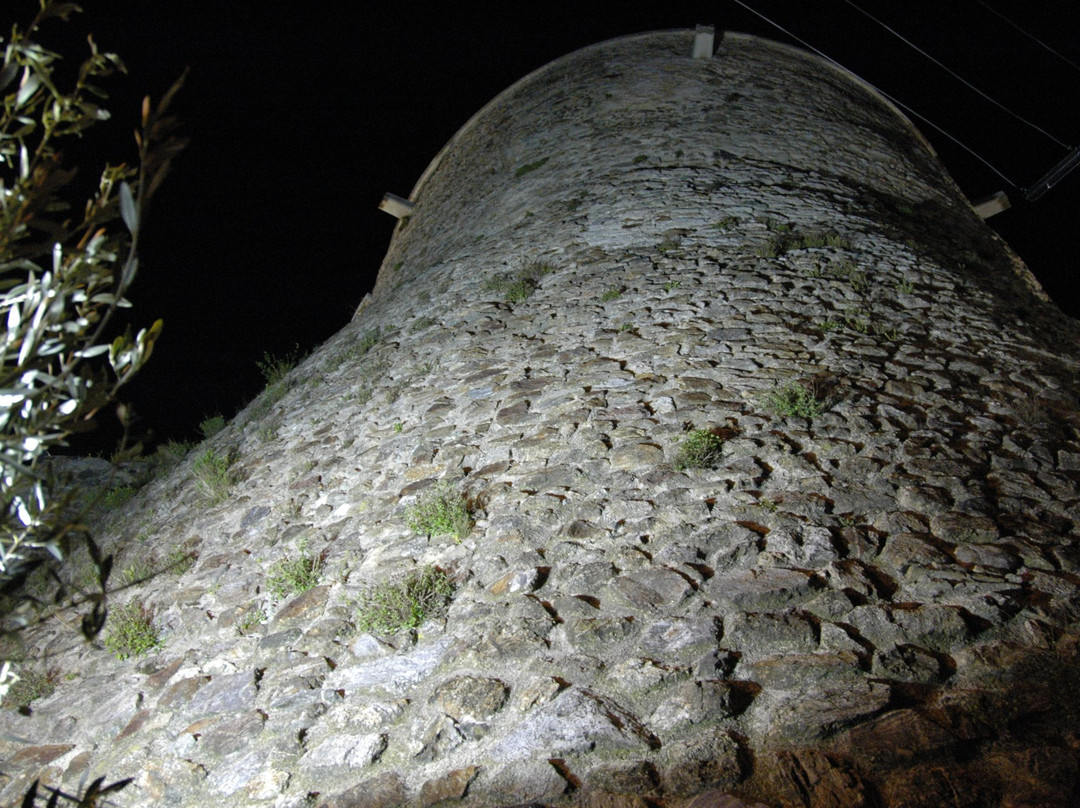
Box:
[840,0,1069,148]
[729,0,1022,189]
[976,0,1080,76]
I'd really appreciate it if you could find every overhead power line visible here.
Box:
[840,0,1070,149]
[976,0,1080,76]
[729,0,1021,189]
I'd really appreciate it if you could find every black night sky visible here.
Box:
[20,1,1079,456]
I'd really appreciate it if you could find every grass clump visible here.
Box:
[101,485,138,509]
[266,553,321,599]
[354,566,454,635]
[3,667,56,710]
[600,287,622,302]
[198,414,227,440]
[257,345,303,388]
[483,260,552,304]
[357,327,381,354]
[155,439,193,466]
[756,229,852,258]
[164,549,195,576]
[409,315,437,333]
[514,156,549,177]
[119,559,154,587]
[766,381,827,419]
[192,448,233,504]
[672,429,725,471]
[405,484,472,541]
[236,606,267,635]
[103,602,160,660]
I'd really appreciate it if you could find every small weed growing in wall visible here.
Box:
[155,439,193,469]
[354,566,454,635]
[663,280,681,292]
[257,423,279,442]
[102,485,138,509]
[119,559,154,587]
[236,606,267,635]
[514,156,549,177]
[712,216,738,230]
[896,279,915,295]
[673,428,725,471]
[600,287,622,302]
[409,315,437,334]
[192,448,233,504]
[3,667,55,709]
[164,549,196,576]
[405,484,473,541]
[484,260,552,304]
[766,381,827,419]
[198,415,227,440]
[358,327,381,354]
[257,345,303,388]
[266,553,321,599]
[103,601,160,660]
[633,154,649,164]
[757,229,852,258]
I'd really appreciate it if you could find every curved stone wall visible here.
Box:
[2,30,1079,808]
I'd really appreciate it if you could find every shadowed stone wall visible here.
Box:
[2,30,1079,808]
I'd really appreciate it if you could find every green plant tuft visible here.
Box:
[357,327,381,355]
[192,448,233,504]
[514,156,549,177]
[236,606,267,635]
[354,566,454,635]
[672,429,725,471]
[405,484,473,541]
[119,559,154,587]
[198,415,227,440]
[102,485,138,509]
[155,440,193,467]
[483,260,552,304]
[2,666,55,709]
[266,554,321,599]
[164,549,195,576]
[257,345,303,388]
[766,381,827,419]
[103,601,160,660]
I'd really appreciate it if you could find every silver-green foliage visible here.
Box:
[354,566,454,635]
[0,3,185,579]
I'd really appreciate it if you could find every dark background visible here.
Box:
[20,1,1078,455]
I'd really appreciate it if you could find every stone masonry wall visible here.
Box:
[2,30,1079,808]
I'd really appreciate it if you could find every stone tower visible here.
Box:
[3,29,1079,808]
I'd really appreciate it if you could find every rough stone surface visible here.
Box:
[3,28,1080,808]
